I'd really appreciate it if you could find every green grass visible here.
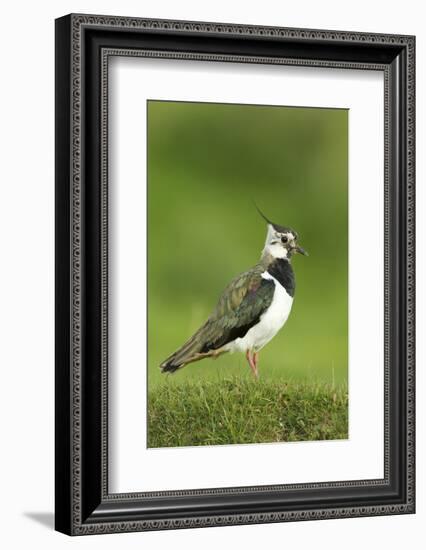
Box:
[148,377,348,448]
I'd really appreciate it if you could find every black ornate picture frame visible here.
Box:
[55,14,415,535]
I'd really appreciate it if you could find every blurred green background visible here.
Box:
[147,100,348,388]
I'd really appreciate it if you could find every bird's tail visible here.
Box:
[160,323,210,373]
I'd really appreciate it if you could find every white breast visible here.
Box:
[225,271,293,353]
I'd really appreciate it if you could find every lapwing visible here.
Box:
[160,208,307,378]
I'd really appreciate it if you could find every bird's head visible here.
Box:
[256,206,308,260]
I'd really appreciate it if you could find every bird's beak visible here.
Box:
[295,245,308,256]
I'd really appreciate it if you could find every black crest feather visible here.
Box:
[254,203,291,234]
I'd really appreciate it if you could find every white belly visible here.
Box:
[225,272,293,353]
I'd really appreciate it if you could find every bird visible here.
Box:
[160,208,307,378]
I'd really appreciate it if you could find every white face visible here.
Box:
[263,224,297,259]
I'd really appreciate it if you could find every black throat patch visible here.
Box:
[267,258,295,297]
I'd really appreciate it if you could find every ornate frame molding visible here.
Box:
[55,14,415,536]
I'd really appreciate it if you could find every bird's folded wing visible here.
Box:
[200,267,275,352]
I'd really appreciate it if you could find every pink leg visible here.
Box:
[253,352,259,377]
[245,350,259,379]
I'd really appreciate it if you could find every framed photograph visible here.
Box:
[55,14,415,535]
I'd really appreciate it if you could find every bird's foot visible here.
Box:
[253,352,259,377]
[246,350,259,379]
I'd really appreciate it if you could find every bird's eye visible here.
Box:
[281,235,288,244]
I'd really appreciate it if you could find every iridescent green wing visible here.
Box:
[200,265,275,352]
